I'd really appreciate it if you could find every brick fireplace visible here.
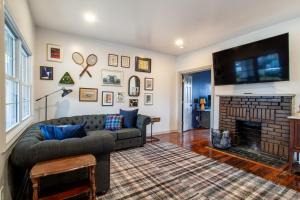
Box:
[219,95,293,159]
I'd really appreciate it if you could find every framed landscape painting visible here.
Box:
[101,69,123,87]
[79,88,98,102]
[102,91,114,106]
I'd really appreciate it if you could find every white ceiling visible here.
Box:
[28,0,300,55]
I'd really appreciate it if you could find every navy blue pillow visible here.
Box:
[120,109,138,128]
[40,123,86,140]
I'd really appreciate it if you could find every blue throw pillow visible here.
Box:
[120,109,138,128]
[40,123,86,140]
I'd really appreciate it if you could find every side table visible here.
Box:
[146,116,161,142]
[30,154,96,200]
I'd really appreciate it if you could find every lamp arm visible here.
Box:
[36,88,63,101]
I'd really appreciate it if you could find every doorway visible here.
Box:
[182,70,212,132]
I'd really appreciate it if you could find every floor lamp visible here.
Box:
[36,87,73,120]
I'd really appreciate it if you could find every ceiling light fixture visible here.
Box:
[175,39,184,48]
[83,12,96,23]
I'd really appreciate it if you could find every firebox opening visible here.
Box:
[236,120,262,151]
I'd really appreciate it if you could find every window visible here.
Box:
[21,48,31,120]
[4,19,32,132]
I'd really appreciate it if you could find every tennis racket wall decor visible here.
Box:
[72,52,97,77]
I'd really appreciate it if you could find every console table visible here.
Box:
[30,154,96,200]
[288,116,300,173]
[146,116,161,142]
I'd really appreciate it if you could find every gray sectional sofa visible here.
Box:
[10,114,151,199]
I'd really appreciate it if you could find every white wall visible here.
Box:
[176,17,300,129]
[0,0,35,199]
[34,28,177,134]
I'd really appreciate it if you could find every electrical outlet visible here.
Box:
[0,186,3,200]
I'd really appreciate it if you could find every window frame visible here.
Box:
[4,9,33,140]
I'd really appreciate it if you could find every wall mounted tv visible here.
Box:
[213,33,289,86]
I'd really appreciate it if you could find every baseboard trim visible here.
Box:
[150,130,179,136]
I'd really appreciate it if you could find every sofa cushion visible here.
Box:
[120,109,138,128]
[116,128,141,140]
[87,130,117,141]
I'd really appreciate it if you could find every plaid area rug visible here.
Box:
[98,142,299,200]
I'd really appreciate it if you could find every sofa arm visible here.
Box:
[10,133,114,168]
[136,114,151,144]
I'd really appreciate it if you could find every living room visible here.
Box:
[1,0,300,199]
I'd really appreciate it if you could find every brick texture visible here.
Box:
[219,96,292,159]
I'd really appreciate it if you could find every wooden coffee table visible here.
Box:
[30,154,96,200]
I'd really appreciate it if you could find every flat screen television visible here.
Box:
[213,33,289,86]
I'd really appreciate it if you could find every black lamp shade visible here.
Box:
[62,89,73,97]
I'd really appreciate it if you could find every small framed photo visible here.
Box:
[144,78,154,91]
[144,93,153,105]
[40,66,53,80]
[116,92,125,103]
[121,56,130,68]
[47,44,63,62]
[79,88,98,102]
[102,91,114,106]
[101,69,123,87]
[108,54,118,67]
[135,56,151,73]
[129,99,138,107]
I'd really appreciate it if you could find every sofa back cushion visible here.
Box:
[46,116,83,125]
[82,115,106,131]
[40,124,86,140]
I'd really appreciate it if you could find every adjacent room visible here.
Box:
[1,0,300,199]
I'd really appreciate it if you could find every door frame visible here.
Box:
[178,66,214,134]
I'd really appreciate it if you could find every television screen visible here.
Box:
[213,33,289,86]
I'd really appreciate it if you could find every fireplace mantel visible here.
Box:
[217,94,295,97]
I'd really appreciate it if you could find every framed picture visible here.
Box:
[47,44,63,62]
[40,66,53,80]
[144,78,154,91]
[144,93,153,105]
[102,91,114,106]
[101,69,123,87]
[121,56,130,68]
[79,88,98,102]
[135,56,151,73]
[116,92,125,103]
[129,99,138,107]
[108,54,118,67]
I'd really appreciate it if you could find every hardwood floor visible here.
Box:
[154,129,300,192]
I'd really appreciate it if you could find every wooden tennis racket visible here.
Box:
[80,54,98,77]
[72,52,92,77]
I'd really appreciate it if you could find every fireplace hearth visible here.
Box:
[219,95,293,159]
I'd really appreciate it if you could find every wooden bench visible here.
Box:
[30,154,96,200]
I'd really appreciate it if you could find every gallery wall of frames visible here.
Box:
[41,44,154,107]
[34,28,177,134]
